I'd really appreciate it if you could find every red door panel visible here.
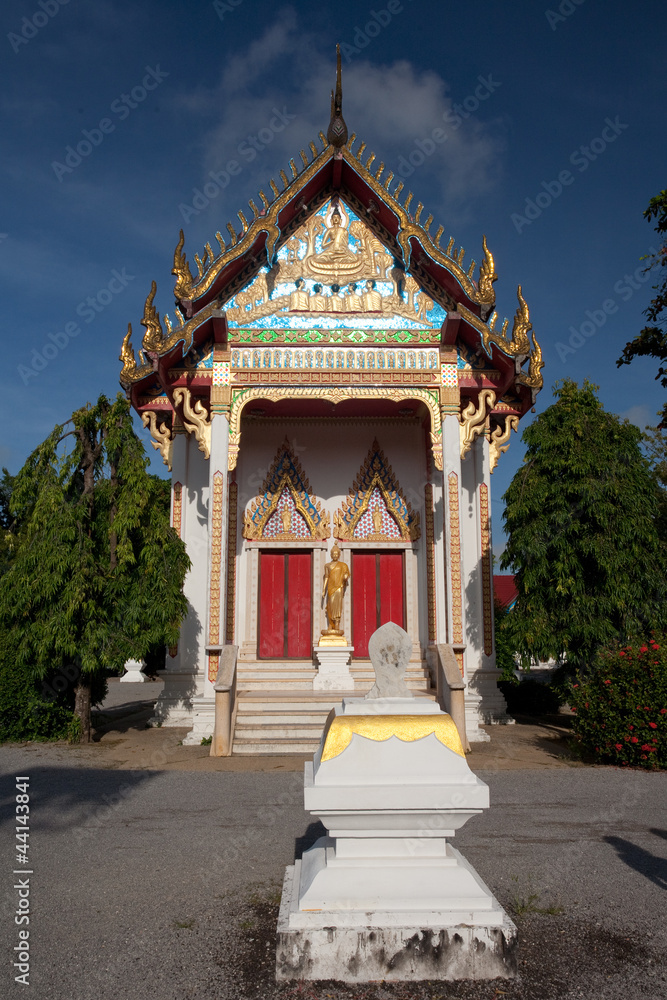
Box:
[352,553,377,658]
[379,552,404,628]
[259,553,285,658]
[287,553,312,658]
[259,551,312,659]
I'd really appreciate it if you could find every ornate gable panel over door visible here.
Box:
[243,438,330,541]
[224,198,447,334]
[333,439,420,542]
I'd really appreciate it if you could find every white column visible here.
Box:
[472,435,510,722]
[183,412,230,744]
[152,431,210,727]
[441,414,464,651]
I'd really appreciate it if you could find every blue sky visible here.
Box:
[2,0,665,550]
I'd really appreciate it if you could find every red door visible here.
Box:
[259,551,312,659]
[352,551,404,657]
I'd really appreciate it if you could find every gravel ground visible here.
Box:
[0,740,665,1000]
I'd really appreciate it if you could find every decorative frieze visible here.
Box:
[172,482,182,538]
[226,481,238,644]
[447,472,463,646]
[208,471,224,682]
[480,483,493,657]
[425,483,436,642]
[231,346,439,371]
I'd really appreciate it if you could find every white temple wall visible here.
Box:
[234,418,428,660]
[151,431,209,726]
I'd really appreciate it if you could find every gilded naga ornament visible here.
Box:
[172,229,195,300]
[119,324,137,380]
[141,281,164,353]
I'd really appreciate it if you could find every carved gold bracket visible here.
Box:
[489,415,519,473]
[173,387,212,459]
[460,389,496,460]
[141,411,173,470]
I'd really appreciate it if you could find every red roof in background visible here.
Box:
[494,575,518,609]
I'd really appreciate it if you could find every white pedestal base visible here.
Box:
[120,659,147,683]
[181,695,215,744]
[313,645,355,691]
[277,861,517,982]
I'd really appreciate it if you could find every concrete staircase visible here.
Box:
[232,659,436,754]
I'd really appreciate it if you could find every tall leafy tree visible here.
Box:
[0,394,190,741]
[501,379,667,671]
[642,423,667,540]
[617,189,667,426]
[0,469,17,577]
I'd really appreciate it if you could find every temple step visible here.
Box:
[236,662,432,693]
[231,682,438,754]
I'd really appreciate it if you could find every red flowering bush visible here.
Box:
[570,636,667,769]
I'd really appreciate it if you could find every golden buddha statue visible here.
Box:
[304,206,362,284]
[321,544,350,635]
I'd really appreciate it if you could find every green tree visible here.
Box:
[0,394,190,741]
[0,469,17,577]
[642,423,667,540]
[500,379,667,672]
[617,189,667,426]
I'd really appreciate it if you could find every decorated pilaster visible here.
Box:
[151,423,211,727]
[183,352,230,743]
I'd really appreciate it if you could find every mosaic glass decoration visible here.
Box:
[224,199,448,332]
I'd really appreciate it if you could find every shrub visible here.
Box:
[0,655,73,742]
[570,636,667,769]
[0,632,108,742]
[494,599,518,684]
[499,678,561,716]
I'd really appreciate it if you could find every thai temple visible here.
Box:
[119,52,543,753]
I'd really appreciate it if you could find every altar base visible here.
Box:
[313,644,355,691]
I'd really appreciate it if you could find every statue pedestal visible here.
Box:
[313,645,355,692]
[120,658,147,683]
[277,695,516,982]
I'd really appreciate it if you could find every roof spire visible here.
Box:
[327,44,348,148]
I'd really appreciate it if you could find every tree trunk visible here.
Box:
[73,677,92,743]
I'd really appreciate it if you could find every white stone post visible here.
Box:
[183,410,230,744]
[151,430,209,727]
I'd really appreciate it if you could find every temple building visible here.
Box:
[119,55,543,753]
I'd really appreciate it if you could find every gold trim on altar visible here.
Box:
[320,714,465,762]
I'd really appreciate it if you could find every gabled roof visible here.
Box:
[119,55,543,423]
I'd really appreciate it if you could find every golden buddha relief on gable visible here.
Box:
[223,199,447,332]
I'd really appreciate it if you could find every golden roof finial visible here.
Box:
[327,44,348,148]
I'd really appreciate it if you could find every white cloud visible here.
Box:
[619,404,653,429]
[170,7,505,213]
